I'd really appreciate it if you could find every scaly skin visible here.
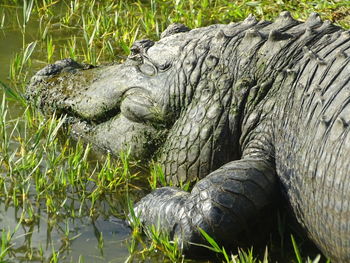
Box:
[26,12,350,262]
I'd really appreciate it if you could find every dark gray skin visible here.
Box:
[26,12,350,262]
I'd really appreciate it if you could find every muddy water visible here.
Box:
[0,6,134,263]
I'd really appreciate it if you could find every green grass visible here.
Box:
[0,0,349,262]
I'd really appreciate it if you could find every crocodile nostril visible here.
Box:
[130,46,141,56]
[130,39,155,57]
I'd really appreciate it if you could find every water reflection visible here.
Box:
[0,201,131,262]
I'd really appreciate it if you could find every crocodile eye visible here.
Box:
[138,63,157,76]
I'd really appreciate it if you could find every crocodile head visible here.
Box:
[26,24,197,160]
[27,22,248,179]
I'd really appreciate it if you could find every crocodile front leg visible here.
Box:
[134,157,277,252]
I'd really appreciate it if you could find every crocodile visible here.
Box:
[26,12,350,262]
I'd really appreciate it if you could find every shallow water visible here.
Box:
[0,28,22,81]
[0,8,38,117]
[0,203,131,262]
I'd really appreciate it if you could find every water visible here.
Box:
[0,204,131,262]
[0,7,38,118]
[0,28,22,81]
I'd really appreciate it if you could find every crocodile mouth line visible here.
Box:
[63,86,153,127]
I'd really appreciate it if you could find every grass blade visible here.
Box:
[291,235,302,263]
[22,41,37,67]
[0,80,26,106]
